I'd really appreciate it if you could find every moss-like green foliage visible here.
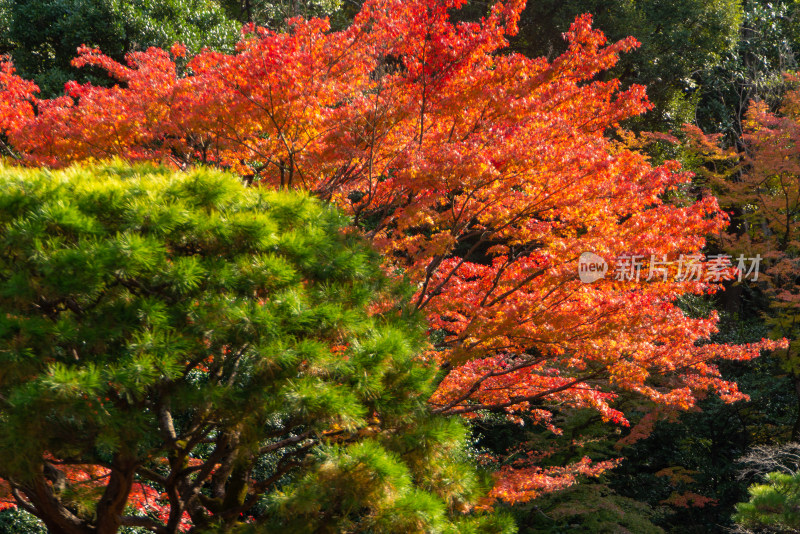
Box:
[0,509,46,534]
[0,161,511,534]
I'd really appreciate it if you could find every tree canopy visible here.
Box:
[0,0,799,531]
[0,0,785,505]
[0,161,511,534]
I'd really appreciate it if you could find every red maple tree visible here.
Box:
[680,75,800,440]
[0,0,784,504]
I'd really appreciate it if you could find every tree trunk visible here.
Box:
[95,455,138,534]
[23,472,90,534]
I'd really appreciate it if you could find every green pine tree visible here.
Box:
[0,161,513,534]
[735,472,800,532]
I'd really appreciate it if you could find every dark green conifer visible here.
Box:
[0,161,512,534]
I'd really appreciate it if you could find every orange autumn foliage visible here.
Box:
[680,76,800,444]
[0,0,784,505]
